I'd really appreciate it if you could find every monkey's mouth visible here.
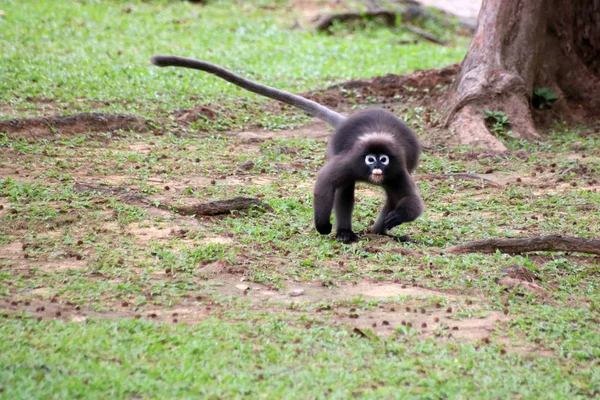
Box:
[370,169,384,183]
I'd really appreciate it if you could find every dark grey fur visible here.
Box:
[151,55,423,242]
[314,109,423,242]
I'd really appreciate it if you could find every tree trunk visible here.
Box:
[445,0,600,151]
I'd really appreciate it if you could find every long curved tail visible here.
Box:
[151,55,346,129]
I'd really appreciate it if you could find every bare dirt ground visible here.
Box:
[2,92,597,352]
[1,279,510,343]
[418,0,481,20]
[292,0,482,24]
[1,1,598,357]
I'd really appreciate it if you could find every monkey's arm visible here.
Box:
[313,156,351,235]
[384,174,424,231]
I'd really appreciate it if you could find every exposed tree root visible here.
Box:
[172,196,273,217]
[416,173,502,188]
[314,9,446,45]
[446,106,507,152]
[446,235,600,256]
[0,113,147,139]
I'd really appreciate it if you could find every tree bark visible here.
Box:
[445,0,600,151]
[446,235,600,256]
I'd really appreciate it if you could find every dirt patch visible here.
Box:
[0,240,88,272]
[0,241,25,264]
[128,143,154,154]
[0,274,518,349]
[128,223,174,242]
[304,64,460,112]
[340,306,508,341]
[171,105,219,124]
[199,236,234,245]
[190,277,511,342]
[180,275,454,304]
[0,299,212,325]
[0,112,147,139]
[0,203,9,218]
[291,0,346,24]
[344,281,453,299]
[235,121,332,140]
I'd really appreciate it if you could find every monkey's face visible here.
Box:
[364,153,390,184]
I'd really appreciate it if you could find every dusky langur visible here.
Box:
[151,55,423,242]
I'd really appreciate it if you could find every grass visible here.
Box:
[1,317,595,399]
[1,0,600,398]
[0,0,467,119]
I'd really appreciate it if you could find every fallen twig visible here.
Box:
[405,24,448,46]
[315,10,397,31]
[446,235,600,256]
[0,113,147,138]
[498,277,549,298]
[415,173,502,188]
[315,9,446,45]
[73,183,151,207]
[171,196,273,216]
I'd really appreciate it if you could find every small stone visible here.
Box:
[239,160,254,171]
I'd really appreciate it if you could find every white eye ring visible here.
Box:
[379,155,389,165]
[365,155,377,165]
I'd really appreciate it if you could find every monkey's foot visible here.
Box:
[316,222,333,235]
[336,229,359,243]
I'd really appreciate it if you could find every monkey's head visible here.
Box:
[357,134,403,185]
[364,153,390,184]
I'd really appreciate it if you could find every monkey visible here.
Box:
[151,55,423,243]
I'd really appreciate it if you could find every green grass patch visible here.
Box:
[1,0,599,398]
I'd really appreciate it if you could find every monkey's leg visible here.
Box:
[384,195,424,231]
[334,183,358,243]
[371,197,394,235]
[314,156,353,236]
[313,164,337,235]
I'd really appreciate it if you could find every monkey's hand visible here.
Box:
[316,222,332,235]
[335,229,359,243]
[383,233,409,243]
[384,209,408,231]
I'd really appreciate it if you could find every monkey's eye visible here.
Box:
[365,155,377,165]
[379,155,389,165]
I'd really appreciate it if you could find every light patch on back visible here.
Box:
[357,132,395,144]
